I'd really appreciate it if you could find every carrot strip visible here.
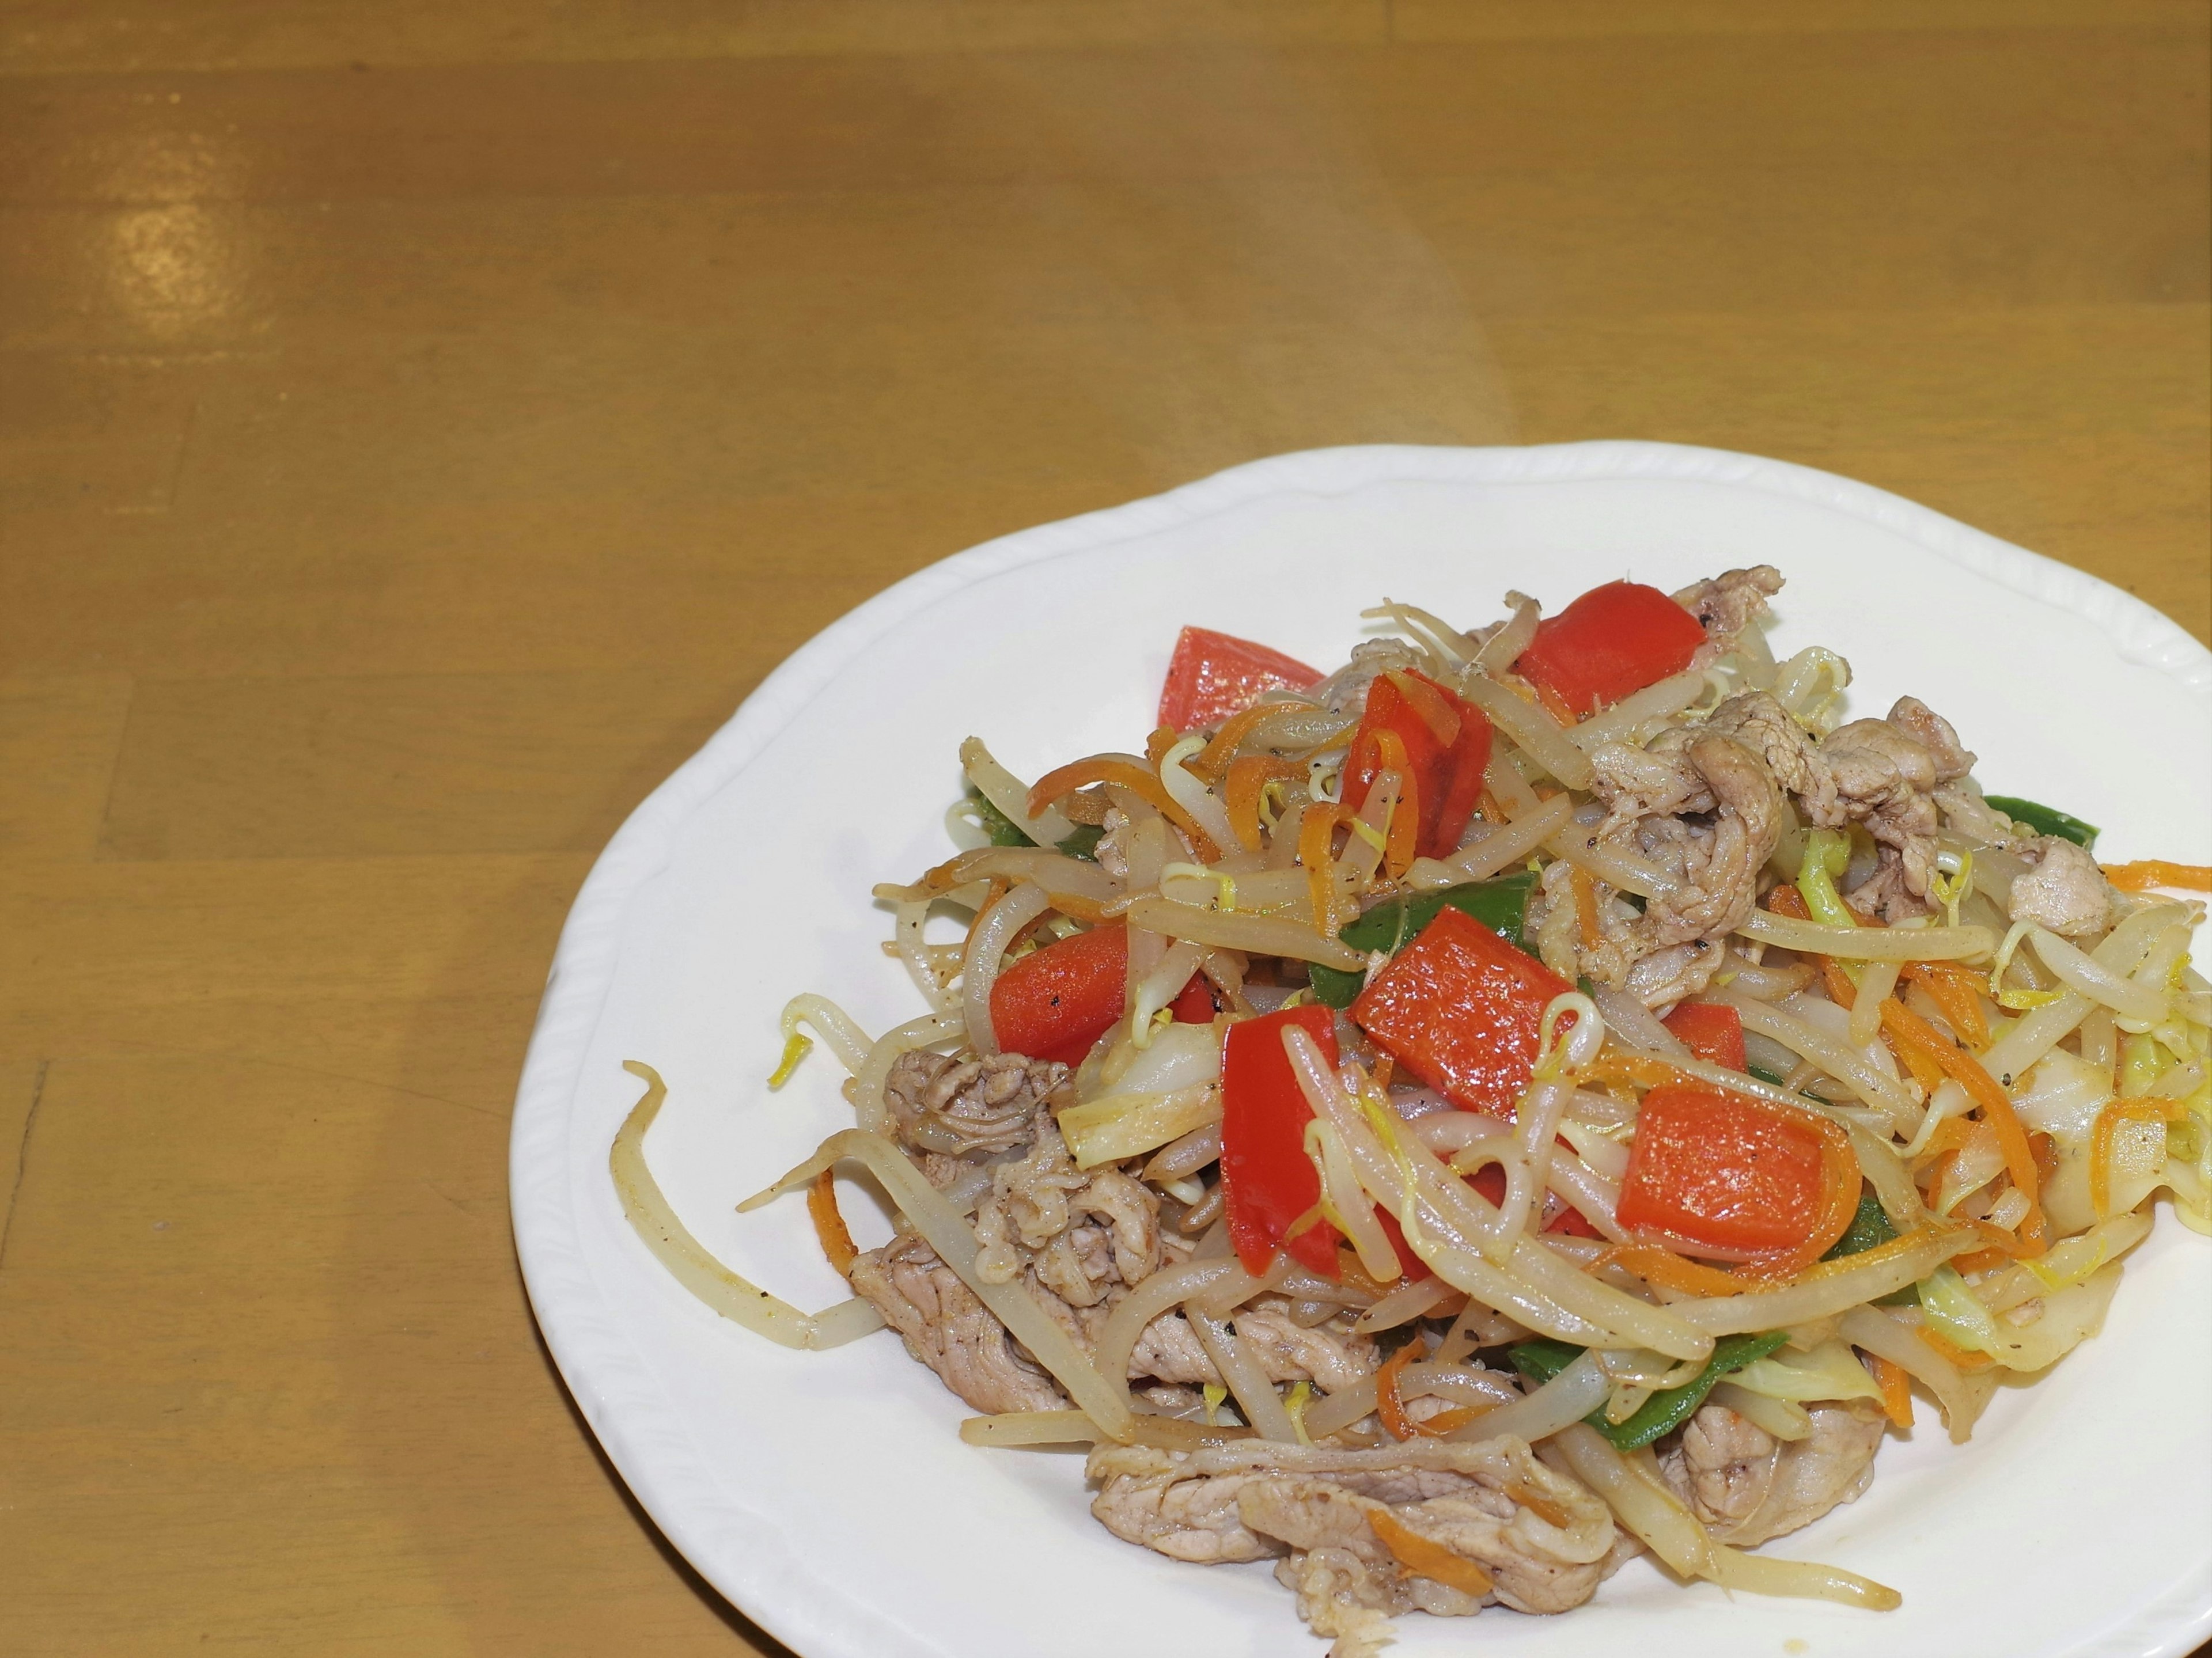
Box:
[1880,1000,2046,1253]
[1186,702,1286,783]
[1379,1341,1495,1440]
[1028,756,1221,862]
[1899,961,1990,1048]
[1367,1507,1495,1597]
[2101,859,2212,893]
[1765,881,1813,922]
[1145,724,1179,771]
[1596,1242,1748,1296]
[1819,955,1858,1010]
[1370,727,1420,880]
[1570,864,1600,953]
[1868,1353,1914,1429]
[1376,1341,1421,1441]
[1224,756,1304,852]
[1505,1482,1571,1528]
[1917,1326,1995,1373]
[961,878,1010,951]
[2090,1097,2187,1219]
[1417,1405,1482,1436]
[1300,803,1354,938]
[1887,1024,1946,1097]
[1520,673,1578,727]
[807,1170,859,1276]
[1911,1117,1975,1167]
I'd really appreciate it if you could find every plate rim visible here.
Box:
[508,439,2212,1658]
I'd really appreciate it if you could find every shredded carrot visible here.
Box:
[1376,1340,1491,1440]
[1917,1326,1995,1373]
[1382,669,1463,746]
[2029,1129,2060,1187]
[1334,1250,1396,1300]
[1475,787,1505,825]
[1145,724,1179,771]
[1373,1054,1396,1090]
[1370,727,1421,880]
[1912,1116,1975,1167]
[1418,1405,1483,1436]
[1186,702,1284,782]
[1223,756,1304,852]
[1568,863,1601,953]
[2090,1096,2187,1219]
[1367,1507,1496,1597]
[1765,881,1813,921]
[1299,803,1355,938]
[1027,755,1222,862]
[1527,674,1578,727]
[1505,1482,1571,1528]
[1596,1242,1748,1296]
[961,878,1010,952]
[1376,1341,1422,1441]
[1880,1000,2046,1253]
[1867,1353,1914,1429]
[1819,955,1859,1010]
[1899,961,1990,1048]
[806,1170,858,1276]
[2102,859,2212,893]
[1789,1224,1963,1287]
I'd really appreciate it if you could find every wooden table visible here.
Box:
[2,5,2205,1652]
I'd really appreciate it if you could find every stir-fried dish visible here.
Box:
[610,567,2211,1656]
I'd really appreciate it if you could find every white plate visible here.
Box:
[511,442,2212,1658]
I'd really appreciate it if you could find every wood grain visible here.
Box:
[0,5,2204,1654]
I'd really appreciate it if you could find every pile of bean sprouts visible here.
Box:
[609,588,2210,1626]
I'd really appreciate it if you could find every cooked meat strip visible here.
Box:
[2008,836,2117,938]
[1564,684,1978,992]
[855,1065,1375,1412]
[1089,1436,1618,1651]
[883,1048,1069,1163]
[1672,564,1782,668]
[1127,1299,1378,1390]
[847,1232,1067,1414]
[1657,1400,1885,1546]
[1566,731,1782,1001]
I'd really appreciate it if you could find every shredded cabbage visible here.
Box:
[1729,1340,1884,1405]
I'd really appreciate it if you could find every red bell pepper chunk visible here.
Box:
[1343,670,1495,862]
[1169,974,1218,1024]
[1662,1000,1747,1072]
[1514,581,1706,719]
[990,923,1128,1066]
[1616,1084,1825,1255]
[1221,1005,1342,1278]
[991,921,1214,1063]
[1351,905,1575,1116]
[1158,626,1321,733]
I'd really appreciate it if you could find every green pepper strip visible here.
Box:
[1820,1187,1917,1304]
[1308,871,1539,1008]
[963,788,1102,862]
[1507,1330,1790,1451]
[1982,795,2100,851]
[1821,1190,1896,1261]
